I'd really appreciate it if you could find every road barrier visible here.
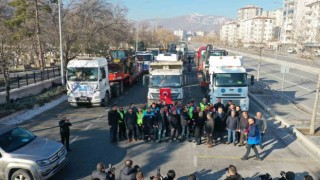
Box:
[0,67,61,92]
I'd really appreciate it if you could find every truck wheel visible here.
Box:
[11,169,33,180]
[101,92,109,107]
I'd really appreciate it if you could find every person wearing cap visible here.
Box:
[214,98,225,112]
[142,107,155,142]
[118,106,127,141]
[226,110,239,146]
[125,108,138,142]
[199,98,209,111]
[108,104,121,144]
[59,116,72,151]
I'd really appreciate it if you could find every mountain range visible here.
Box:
[141,13,232,32]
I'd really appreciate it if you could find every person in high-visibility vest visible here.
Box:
[187,102,194,141]
[136,108,144,140]
[200,98,209,111]
[118,106,127,140]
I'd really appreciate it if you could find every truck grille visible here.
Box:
[222,94,241,96]
[221,99,241,106]
[150,93,180,100]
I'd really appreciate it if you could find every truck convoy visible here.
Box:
[207,56,254,111]
[143,53,184,105]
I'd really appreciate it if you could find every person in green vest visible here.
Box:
[187,102,195,142]
[136,108,144,140]
[118,106,127,141]
[200,98,209,111]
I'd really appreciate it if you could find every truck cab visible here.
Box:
[135,51,154,73]
[208,56,253,111]
[143,53,184,105]
[66,58,110,107]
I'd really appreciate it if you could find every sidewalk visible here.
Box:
[249,82,320,159]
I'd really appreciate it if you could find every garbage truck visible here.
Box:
[143,53,185,105]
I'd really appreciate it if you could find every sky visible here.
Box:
[111,0,283,21]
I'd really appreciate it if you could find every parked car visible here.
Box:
[287,48,297,54]
[0,126,68,180]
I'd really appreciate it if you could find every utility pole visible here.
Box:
[257,48,262,81]
[58,0,65,85]
[35,0,44,71]
[310,73,320,134]
[135,23,139,52]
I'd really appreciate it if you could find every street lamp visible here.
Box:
[58,0,64,85]
[133,1,149,52]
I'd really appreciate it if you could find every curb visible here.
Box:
[249,92,320,160]
[0,95,67,126]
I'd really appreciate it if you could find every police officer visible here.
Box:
[59,116,72,151]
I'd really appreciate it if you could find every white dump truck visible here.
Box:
[208,56,254,111]
[143,53,185,105]
[66,57,113,107]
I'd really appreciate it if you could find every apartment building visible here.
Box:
[238,5,263,21]
[305,0,320,48]
[173,29,186,40]
[220,21,239,45]
[241,17,275,44]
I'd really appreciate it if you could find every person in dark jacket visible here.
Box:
[206,112,215,148]
[169,110,181,142]
[180,107,190,141]
[108,105,121,144]
[241,118,262,161]
[156,107,168,142]
[226,110,239,146]
[214,98,225,112]
[224,100,233,113]
[142,108,155,142]
[238,111,249,147]
[255,112,267,149]
[235,106,242,118]
[225,165,244,180]
[119,160,140,180]
[125,108,138,142]
[59,116,72,151]
[91,162,115,180]
[213,107,226,144]
[194,106,205,145]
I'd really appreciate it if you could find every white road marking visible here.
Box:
[84,124,92,131]
[193,156,198,167]
[245,64,314,92]
[246,60,316,82]
[70,136,79,144]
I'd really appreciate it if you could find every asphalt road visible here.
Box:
[17,63,320,179]
[242,55,319,115]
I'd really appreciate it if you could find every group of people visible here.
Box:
[108,97,267,160]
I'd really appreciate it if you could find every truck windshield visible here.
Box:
[137,55,152,61]
[111,50,126,59]
[0,127,36,152]
[150,75,181,87]
[150,50,159,57]
[215,73,247,87]
[210,51,227,56]
[67,67,98,81]
[108,64,122,73]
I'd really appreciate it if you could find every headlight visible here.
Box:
[221,89,226,93]
[238,88,242,93]
[37,159,51,166]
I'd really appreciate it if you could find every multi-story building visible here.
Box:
[195,31,205,37]
[282,0,310,45]
[173,29,186,40]
[241,17,275,45]
[237,5,263,21]
[220,21,240,45]
[305,0,320,48]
